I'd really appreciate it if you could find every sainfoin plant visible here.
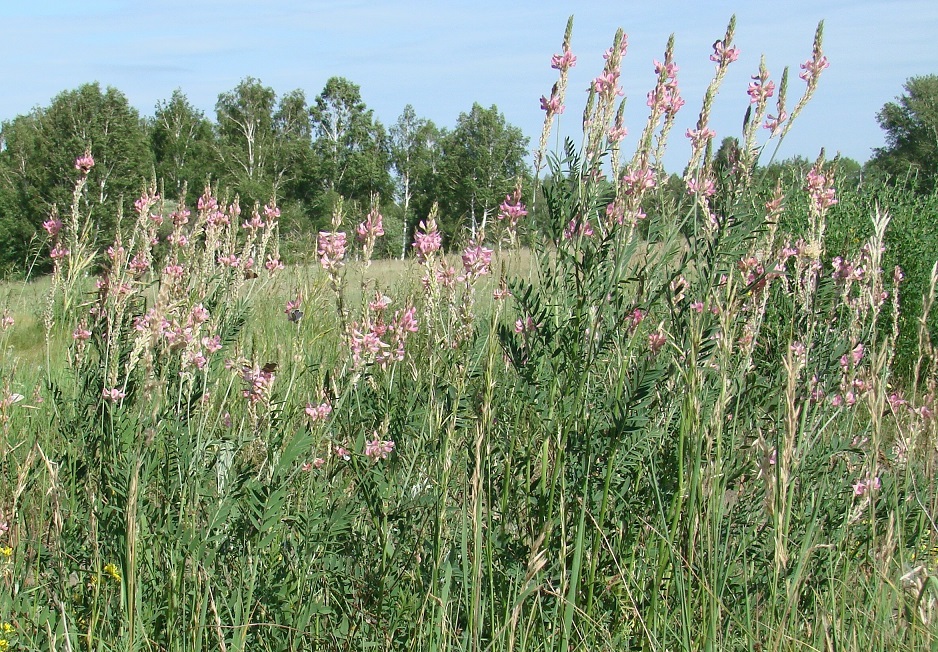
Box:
[0,15,936,652]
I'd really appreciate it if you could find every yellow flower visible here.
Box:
[0,638,9,650]
[0,623,11,635]
[0,547,12,558]
[104,562,121,583]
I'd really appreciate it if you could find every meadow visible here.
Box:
[1,17,938,652]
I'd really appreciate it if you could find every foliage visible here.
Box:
[150,89,218,199]
[868,74,938,193]
[389,105,440,258]
[0,83,152,274]
[215,77,313,208]
[437,103,529,243]
[309,76,393,204]
[0,18,937,652]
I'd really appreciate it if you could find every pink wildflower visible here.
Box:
[607,121,628,142]
[551,49,577,71]
[593,70,623,98]
[622,166,656,195]
[364,435,395,461]
[799,55,830,84]
[216,254,239,269]
[185,350,207,370]
[540,94,564,115]
[369,293,392,313]
[686,177,715,197]
[605,202,625,226]
[74,153,95,173]
[198,192,217,212]
[73,325,92,341]
[461,242,493,280]
[134,192,159,215]
[356,206,385,244]
[806,165,838,212]
[498,188,528,227]
[412,219,442,262]
[747,78,776,104]
[305,400,333,422]
[171,208,191,227]
[242,211,266,231]
[317,231,347,272]
[42,218,63,237]
[763,111,788,134]
[240,364,276,405]
[263,203,281,221]
[102,388,125,402]
[685,127,716,149]
[627,308,645,333]
[853,475,880,497]
[201,335,222,353]
[493,285,511,301]
[710,40,739,64]
[514,315,539,334]
[49,246,69,260]
[563,218,594,240]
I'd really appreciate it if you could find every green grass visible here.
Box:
[1,20,937,652]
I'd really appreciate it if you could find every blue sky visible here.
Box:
[1,1,936,172]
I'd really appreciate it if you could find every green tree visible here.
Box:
[150,89,217,199]
[272,88,314,204]
[215,77,312,207]
[869,74,938,192]
[438,103,528,242]
[310,77,392,205]
[389,105,440,257]
[0,83,151,273]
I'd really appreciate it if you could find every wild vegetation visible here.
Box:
[1,15,938,652]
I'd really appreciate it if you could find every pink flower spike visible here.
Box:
[305,400,333,422]
[799,55,830,84]
[263,203,281,221]
[710,40,739,64]
[607,124,628,142]
[747,79,776,104]
[498,188,528,226]
[74,153,95,173]
[539,94,565,115]
[364,435,395,461]
[73,325,92,341]
[461,242,493,280]
[317,231,347,272]
[42,218,63,237]
[356,206,385,244]
[102,388,126,403]
[551,49,577,71]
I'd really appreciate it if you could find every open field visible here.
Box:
[1,18,938,652]
[0,167,936,651]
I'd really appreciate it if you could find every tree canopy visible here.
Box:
[0,83,151,273]
[869,74,938,192]
[0,77,532,276]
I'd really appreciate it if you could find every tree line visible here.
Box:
[2,71,935,278]
[0,77,529,275]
